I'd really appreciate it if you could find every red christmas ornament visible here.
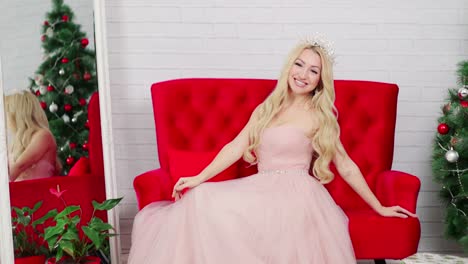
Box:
[437,123,450,135]
[62,15,69,22]
[81,38,89,47]
[461,101,468,108]
[41,35,46,42]
[35,90,41,96]
[64,104,72,112]
[83,72,91,81]
[44,20,49,26]
[82,142,89,151]
[79,98,87,106]
[40,101,47,109]
[85,120,90,129]
[69,142,77,149]
[66,156,75,165]
[61,58,69,64]
[47,85,54,92]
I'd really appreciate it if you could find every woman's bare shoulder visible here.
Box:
[32,129,55,144]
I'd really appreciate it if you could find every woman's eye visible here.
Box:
[311,70,318,74]
[294,62,302,67]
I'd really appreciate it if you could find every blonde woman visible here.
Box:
[5,90,60,181]
[128,39,417,263]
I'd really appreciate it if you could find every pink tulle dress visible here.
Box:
[128,125,357,264]
[14,159,55,181]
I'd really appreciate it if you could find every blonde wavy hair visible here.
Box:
[5,91,61,173]
[242,43,345,184]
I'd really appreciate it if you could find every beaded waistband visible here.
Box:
[258,169,309,175]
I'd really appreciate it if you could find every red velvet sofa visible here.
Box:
[10,92,107,226]
[134,78,421,263]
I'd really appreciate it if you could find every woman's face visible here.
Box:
[288,49,322,96]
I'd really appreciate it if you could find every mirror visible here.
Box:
[0,0,120,263]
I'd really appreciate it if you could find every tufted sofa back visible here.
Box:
[151,78,398,210]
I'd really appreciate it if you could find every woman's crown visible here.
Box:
[300,34,335,63]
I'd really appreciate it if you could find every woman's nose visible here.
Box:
[299,68,307,79]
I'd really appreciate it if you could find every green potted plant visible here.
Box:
[45,185,122,264]
[12,201,55,264]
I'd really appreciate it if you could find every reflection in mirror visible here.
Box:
[0,0,113,263]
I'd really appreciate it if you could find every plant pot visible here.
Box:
[15,255,46,264]
[47,256,101,264]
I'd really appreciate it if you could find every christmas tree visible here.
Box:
[29,0,97,175]
[432,61,468,252]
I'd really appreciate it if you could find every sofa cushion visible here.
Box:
[167,148,238,185]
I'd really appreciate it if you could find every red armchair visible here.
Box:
[133,78,421,263]
[9,92,107,226]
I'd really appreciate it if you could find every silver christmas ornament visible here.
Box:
[458,87,468,100]
[62,114,70,123]
[39,85,47,95]
[445,148,459,163]
[72,117,78,123]
[65,85,74,94]
[49,102,58,113]
[59,68,65,75]
[46,27,54,38]
[34,74,44,85]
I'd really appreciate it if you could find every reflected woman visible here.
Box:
[5,90,61,181]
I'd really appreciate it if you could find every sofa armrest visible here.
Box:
[375,170,421,213]
[68,157,91,176]
[134,168,173,210]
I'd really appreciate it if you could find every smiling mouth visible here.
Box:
[294,78,308,88]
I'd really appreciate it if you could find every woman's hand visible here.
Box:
[171,176,204,201]
[377,205,418,218]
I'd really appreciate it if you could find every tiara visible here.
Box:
[299,34,335,63]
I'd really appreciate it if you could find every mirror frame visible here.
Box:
[0,0,121,263]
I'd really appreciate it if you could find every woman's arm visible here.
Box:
[9,130,53,181]
[172,107,259,198]
[333,140,417,218]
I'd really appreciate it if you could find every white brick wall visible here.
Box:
[104,0,468,259]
